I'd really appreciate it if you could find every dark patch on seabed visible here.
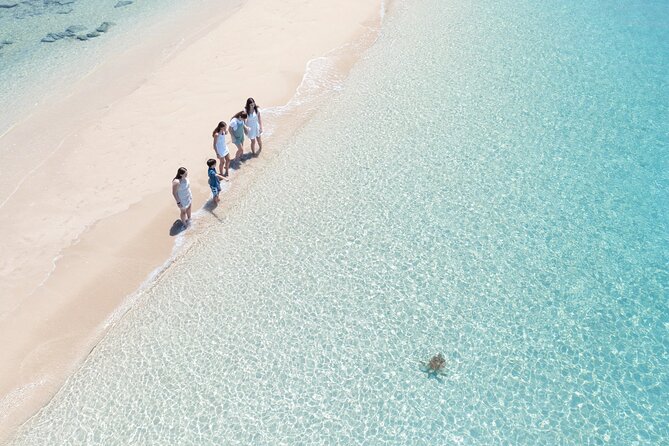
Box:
[41,21,115,43]
[7,0,77,19]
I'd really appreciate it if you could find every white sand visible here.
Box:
[0,0,382,441]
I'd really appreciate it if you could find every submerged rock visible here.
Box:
[86,31,101,38]
[0,2,18,9]
[66,25,86,33]
[95,21,114,33]
[41,25,86,43]
[64,25,86,36]
[114,0,133,7]
[56,8,73,14]
[41,32,67,43]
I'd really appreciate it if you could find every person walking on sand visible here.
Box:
[245,97,263,157]
[207,158,227,204]
[212,121,231,177]
[172,167,192,226]
[229,110,249,165]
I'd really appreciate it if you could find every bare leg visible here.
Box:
[250,139,257,156]
[234,143,243,162]
[180,208,187,225]
[186,205,192,221]
[218,156,225,175]
[224,154,230,176]
[256,135,263,154]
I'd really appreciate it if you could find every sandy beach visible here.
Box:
[0,0,382,441]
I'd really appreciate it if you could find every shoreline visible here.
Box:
[0,0,383,442]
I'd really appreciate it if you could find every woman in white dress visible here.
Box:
[171,167,192,226]
[212,121,230,177]
[245,97,263,157]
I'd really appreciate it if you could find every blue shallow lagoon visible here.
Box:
[10,0,668,444]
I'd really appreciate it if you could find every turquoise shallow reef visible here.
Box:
[10,0,668,444]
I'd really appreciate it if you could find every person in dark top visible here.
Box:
[207,159,227,204]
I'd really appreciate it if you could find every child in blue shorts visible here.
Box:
[207,158,227,204]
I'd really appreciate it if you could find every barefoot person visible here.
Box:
[245,97,263,156]
[207,159,227,204]
[229,110,249,164]
[212,121,230,177]
[172,167,192,226]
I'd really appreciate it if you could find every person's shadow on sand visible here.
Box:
[204,200,223,222]
[169,219,187,236]
[231,153,254,170]
[169,200,224,235]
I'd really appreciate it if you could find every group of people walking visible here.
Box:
[171,97,263,227]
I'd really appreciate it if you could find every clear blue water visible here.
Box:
[9,0,669,444]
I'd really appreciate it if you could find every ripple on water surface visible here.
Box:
[10,0,669,444]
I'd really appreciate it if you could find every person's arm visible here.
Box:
[213,133,220,154]
[258,109,263,134]
[216,173,229,182]
[172,180,181,207]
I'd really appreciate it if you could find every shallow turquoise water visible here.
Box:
[10,0,668,444]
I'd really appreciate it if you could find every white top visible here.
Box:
[247,110,260,139]
[214,132,229,157]
[176,178,192,208]
[229,117,244,131]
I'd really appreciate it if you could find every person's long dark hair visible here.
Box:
[212,121,226,137]
[231,110,248,120]
[174,167,187,180]
[245,97,258,115]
